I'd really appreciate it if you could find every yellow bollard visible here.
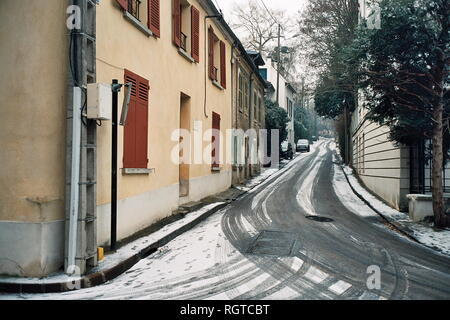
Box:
[97,247,104,261]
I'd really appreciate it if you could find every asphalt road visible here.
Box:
[6,139,450,300]
[220,139,450,300]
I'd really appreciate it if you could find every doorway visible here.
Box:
[179,93,191,197]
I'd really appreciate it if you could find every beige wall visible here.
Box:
[352,104,410,211]
[96,0,233,242]
[0,0,68,223]
[0,0,68,276]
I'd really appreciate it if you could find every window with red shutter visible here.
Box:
[220,41,226,89]
[208,27,216,80]
[124,70,149,169]
[148,0,160,38]
[172,0,181,47]
[191,6,200,63]
[212,112,221,168]
[116,0,127,11]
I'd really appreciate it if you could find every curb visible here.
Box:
[0,202,228,294]
[0,155,300,295]
[339,163,420,244]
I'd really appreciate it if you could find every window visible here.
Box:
[212,112,221,169]
[116,0,160,37]
[238,70,245,112]
[128,0,141,19]
[238,69,249,113]
[286,98,293,119]
[148,0,160,37]
[208,27,226,88]
[259,68,267,80]
[123,70,149,169]
[172,0,200,62]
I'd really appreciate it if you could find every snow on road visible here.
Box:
[331,146,450,257]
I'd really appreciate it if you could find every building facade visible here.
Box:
[231,49,266,185]
[259,55,296,147]
[0,0,242,277]
[352,0,449,212]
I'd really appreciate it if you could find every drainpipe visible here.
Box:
[66,25,81,275]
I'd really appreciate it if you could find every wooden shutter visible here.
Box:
[172,0,181,47]
[208,28,215,80]
[212,112,221,168]
[148,0,160,38]
[124,70,149,169]
[191,6,200,63]
[220,41,226,88]
[116,0,127,11]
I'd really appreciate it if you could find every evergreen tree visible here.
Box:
[350,0,450,227]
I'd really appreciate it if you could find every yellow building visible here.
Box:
[95,0,234,247]
[0,0,244,277]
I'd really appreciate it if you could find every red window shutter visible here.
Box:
[123,70,149,169]
[172,0,181,47]
[135,80,149,168]
[116,0,127,11]
[220,41,226,89]
[148,0,160,38]
[191,6,200,63]
[208,28,215,80]
[212,112,221,168]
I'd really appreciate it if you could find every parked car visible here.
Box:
[296,139,311,153]
[281,141,294,160]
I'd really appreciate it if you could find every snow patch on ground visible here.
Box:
[330,145,450,257]
[0,202,225,286]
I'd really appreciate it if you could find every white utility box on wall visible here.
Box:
[87,83,112,120]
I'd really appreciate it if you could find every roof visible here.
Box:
[285,82,297,94]
[246,51,266,66]
[199,0,268,88]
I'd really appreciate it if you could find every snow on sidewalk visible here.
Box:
[0,202,226,286]
[332,151,450,257]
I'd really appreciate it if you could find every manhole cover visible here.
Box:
[305,216,334,223]
[247,230,297,257]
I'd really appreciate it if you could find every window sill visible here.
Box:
[178,48,195,63]
[211,167,221,173]
[122,168,155,175]
[212,80,225,91]
[123,11,153,37]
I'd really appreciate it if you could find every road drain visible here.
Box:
[305,216,334,223]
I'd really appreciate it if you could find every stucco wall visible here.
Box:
[0,0,68,276]
[95,0,233,244]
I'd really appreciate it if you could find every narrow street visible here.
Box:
[7,140,450,300]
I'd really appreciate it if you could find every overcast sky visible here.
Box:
[215,0,307,22]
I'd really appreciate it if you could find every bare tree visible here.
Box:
[230,0,287,54]
[298,0,359,73]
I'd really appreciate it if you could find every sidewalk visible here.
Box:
[0,154,304,294]
[333,156,450,257]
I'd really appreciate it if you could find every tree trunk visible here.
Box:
[431,58,447,228]
[432,103,446,228]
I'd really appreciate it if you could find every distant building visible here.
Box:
[259,55,296,148]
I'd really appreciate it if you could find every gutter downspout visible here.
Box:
[66,23,81,275]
